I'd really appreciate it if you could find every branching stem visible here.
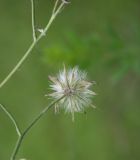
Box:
[0,1,68,160]
[0,1,66,89]
[10,96,64,160]
[52,0,59,14]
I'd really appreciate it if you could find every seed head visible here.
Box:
[48,66,96,121]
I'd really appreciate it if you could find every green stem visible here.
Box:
[52,0,59,14]
[0,1,65,89]
[31,0,37,42]
[10,96,64,160]
[0,104,21,137]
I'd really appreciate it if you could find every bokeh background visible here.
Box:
[0,0,140,159]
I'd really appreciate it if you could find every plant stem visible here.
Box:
[0,1,65,89]
[0,104,21,137]
[31,0,37,42]
[10,96,64,160]
[52,0,59,14]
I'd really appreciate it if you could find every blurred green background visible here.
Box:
[0,0,140,159]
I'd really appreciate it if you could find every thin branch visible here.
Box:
[31,0,37,42]
[52,0,59,14]
[10,96,64,160]
[0,1,67,89]
[39,1,65,39]
[53,1,65,17]
[0,104,21,137]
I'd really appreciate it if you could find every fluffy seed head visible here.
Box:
[48,66,96,120]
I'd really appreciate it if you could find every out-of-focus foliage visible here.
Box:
[42,30,140,83]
